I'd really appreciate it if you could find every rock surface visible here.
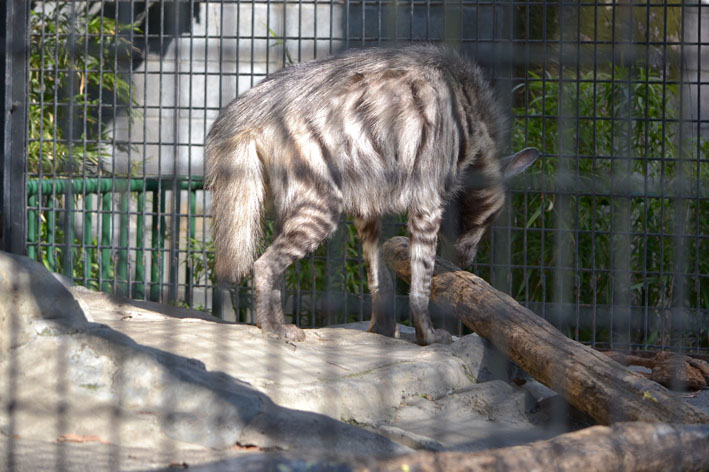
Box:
[0,252,407,468]
[0,252,87,358]
[8,250,692,470]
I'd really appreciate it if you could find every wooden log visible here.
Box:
[366,422,709,472]
[382,236,709,425]
[604,351,709,391]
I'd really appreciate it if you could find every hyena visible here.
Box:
[206,45,539,345]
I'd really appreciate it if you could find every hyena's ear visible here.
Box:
[501,147,540,180]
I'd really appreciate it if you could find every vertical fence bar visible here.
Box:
[140,0,151,301]
[34,1,47,267]
[95,1,107,293]
[658,1,669,349]
[126,0,137,304]
[168,1,182,306]
[161,187,167,297]
[117,189,130,296]
[79,1,90,291]
[185,187,197,307]
[83,193,93,288]
[150,190,161,301]
[49,7,60,280]
[109,0,119,296]
[63,185,75,280]
[27,193,37,260]
[46,195,56,271]
[168,185,181,304]
[185,0,196,308]
[671,2,690,350]
[610,5,633,350]
[150,188,167,302]
[210,0,226,319]
[155,0,166,301]
[572,2,582,342]
[101,190,112,293]
[1,7,28,471]
[590,0,599,348]
[689,1,705,352]
[538,0,549,320]
[134,189,146,299]
[2,0,29,255]
[62,2,77,280]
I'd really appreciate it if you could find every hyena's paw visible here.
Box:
[416,328,453,346]
[262,323,306,342]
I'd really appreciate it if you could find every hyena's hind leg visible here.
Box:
[408,207,453,345]
[253,201,341,341]
[354,217,397,338]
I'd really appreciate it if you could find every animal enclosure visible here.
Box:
[2,0,708,353]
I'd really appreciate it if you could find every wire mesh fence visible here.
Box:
[5,0,708,353]
[3,2,709,471]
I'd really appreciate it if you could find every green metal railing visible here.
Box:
[27,177,204,302]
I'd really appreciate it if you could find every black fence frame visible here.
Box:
[2,0,29,255]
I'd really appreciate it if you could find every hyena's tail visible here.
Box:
[206,133,265,283]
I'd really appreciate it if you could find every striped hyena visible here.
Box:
[206,45,539,345]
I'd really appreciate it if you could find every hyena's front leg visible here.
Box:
[354,217,397,338]
[268,222,287,324]
[408,208,452,345]
[252,202,340,341]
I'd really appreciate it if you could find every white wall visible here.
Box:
[108,1,344,177]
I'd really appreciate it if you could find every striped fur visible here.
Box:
[206,45,538,345]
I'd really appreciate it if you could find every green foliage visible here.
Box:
[27,6,142,295]
[37,212,106,291]
[188,237,216,286]
[28,6,140,175]
[506,64,709,349]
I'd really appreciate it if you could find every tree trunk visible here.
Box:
[382,236,709,425]
[366,422,709,472]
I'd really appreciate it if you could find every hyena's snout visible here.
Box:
[451,147,541,268]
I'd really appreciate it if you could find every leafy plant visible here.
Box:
[37,215,107,291]
[27,5,142,296]
[506,64,709,349]
[28,6,140,176]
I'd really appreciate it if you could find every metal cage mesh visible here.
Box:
[12,0,709,353]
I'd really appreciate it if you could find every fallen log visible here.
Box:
[604,350,709,391]
[382,236,709,425]
[365,422,709,472]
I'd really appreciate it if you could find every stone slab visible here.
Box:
[0,250,614,470]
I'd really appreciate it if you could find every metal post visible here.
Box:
[134,190,146,299]
[1,0,29,254]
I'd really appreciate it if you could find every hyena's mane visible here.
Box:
[426,48,511,266]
